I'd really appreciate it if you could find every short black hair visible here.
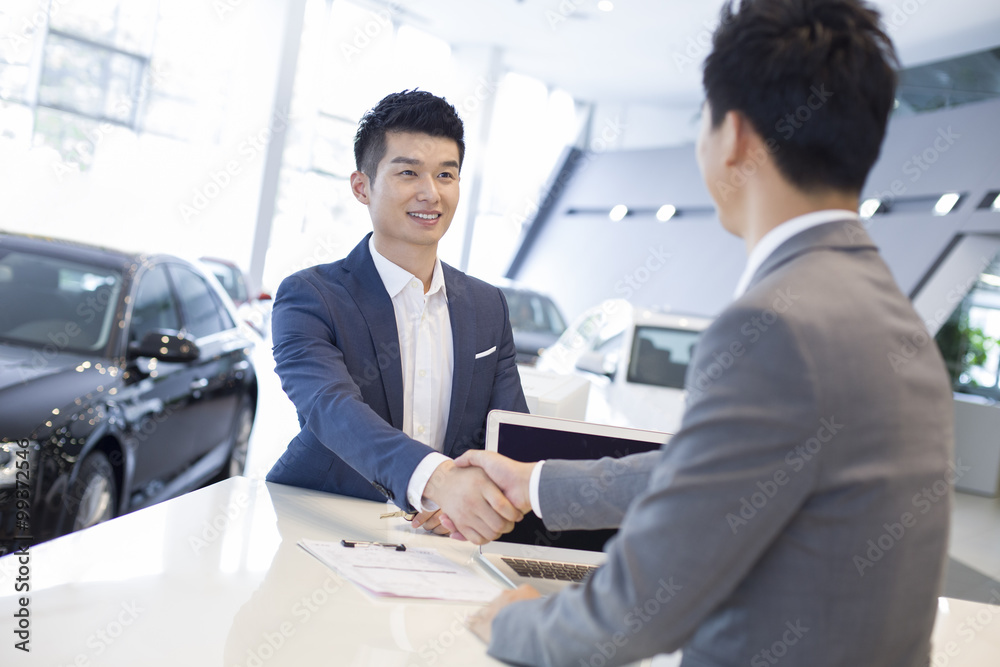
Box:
[354,89,465,181]
[703,0,898,193]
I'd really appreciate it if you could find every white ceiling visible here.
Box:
[356,0,1000,106]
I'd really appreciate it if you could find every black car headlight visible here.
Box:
[0,441,39,488]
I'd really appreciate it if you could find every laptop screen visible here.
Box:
[495,421,664,553]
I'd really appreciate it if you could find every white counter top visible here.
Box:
[1,476,996,666]
[0,477,504,667]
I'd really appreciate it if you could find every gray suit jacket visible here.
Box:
[489,220,954,666]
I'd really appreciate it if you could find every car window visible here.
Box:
[626,326,702,389]
[505,290,566,335]
[167,265,233,338]
[203,260,248,303]
[129,264,180,344]
[0,249,122,353]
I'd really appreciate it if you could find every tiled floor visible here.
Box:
[244,337,1000,602]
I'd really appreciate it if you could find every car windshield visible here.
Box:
[626,325,702,389]
[0,249,123,354]
[504,290,566,335]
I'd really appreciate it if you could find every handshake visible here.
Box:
[415,451,536,545]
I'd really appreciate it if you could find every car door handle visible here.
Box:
[190,378,209,391]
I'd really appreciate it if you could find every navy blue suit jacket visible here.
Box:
[265,234,528,509]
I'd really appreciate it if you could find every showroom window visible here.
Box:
[935,253,1000,399]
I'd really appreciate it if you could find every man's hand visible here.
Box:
[468,585,542,644]
[453,450,534,514]
[422,460,523,545]
[410,509,450,536]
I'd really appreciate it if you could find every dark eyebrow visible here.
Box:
[388,156,460,169]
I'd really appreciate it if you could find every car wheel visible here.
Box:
[212,398,254,483]
[67,452,117,532]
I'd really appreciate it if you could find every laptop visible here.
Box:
[476,410,671,595]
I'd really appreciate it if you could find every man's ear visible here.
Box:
[719,110,750,168]
[350,171,370,204]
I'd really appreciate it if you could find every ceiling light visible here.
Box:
[859,198,881,219]
[993,193,1000,211]
[597,1,614,11]
[933,193,960,216]
[609,205,628,222]
[980,274,1000,288]
[656,205,677,222]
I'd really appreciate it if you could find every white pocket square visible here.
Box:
[474,346,497,360]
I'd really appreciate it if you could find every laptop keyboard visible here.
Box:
[501,556,597,582]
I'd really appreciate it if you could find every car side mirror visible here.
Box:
[128,330,200,363]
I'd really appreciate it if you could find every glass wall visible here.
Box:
[936,252,1000,399]
[262,0,583,289]
[0,0,280,271]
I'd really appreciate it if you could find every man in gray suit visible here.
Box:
[451,0,956,664]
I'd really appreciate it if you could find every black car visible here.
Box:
[0,233,257,553]
[497,281,568,366]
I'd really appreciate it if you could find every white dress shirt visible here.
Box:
[528,209,861,517]
[368,238,453,512]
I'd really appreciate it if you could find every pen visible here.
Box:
[341,539,407,551]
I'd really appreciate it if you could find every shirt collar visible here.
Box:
[733,209,860,299]
[369,236,447,300]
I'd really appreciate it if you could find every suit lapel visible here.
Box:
[442,263,474,454]
[341,234,405,430]
[746,218,878,293]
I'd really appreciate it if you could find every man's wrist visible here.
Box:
[408,452,452,511]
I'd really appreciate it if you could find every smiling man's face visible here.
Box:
[355,131,461,257]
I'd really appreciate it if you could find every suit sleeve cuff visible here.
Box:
[407,452,451,512]
[529,460,546,518]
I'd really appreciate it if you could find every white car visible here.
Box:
[536,299,712,434]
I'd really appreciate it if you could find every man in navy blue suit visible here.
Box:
[266,90,528,544]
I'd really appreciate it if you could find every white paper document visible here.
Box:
[299,538,502,603]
